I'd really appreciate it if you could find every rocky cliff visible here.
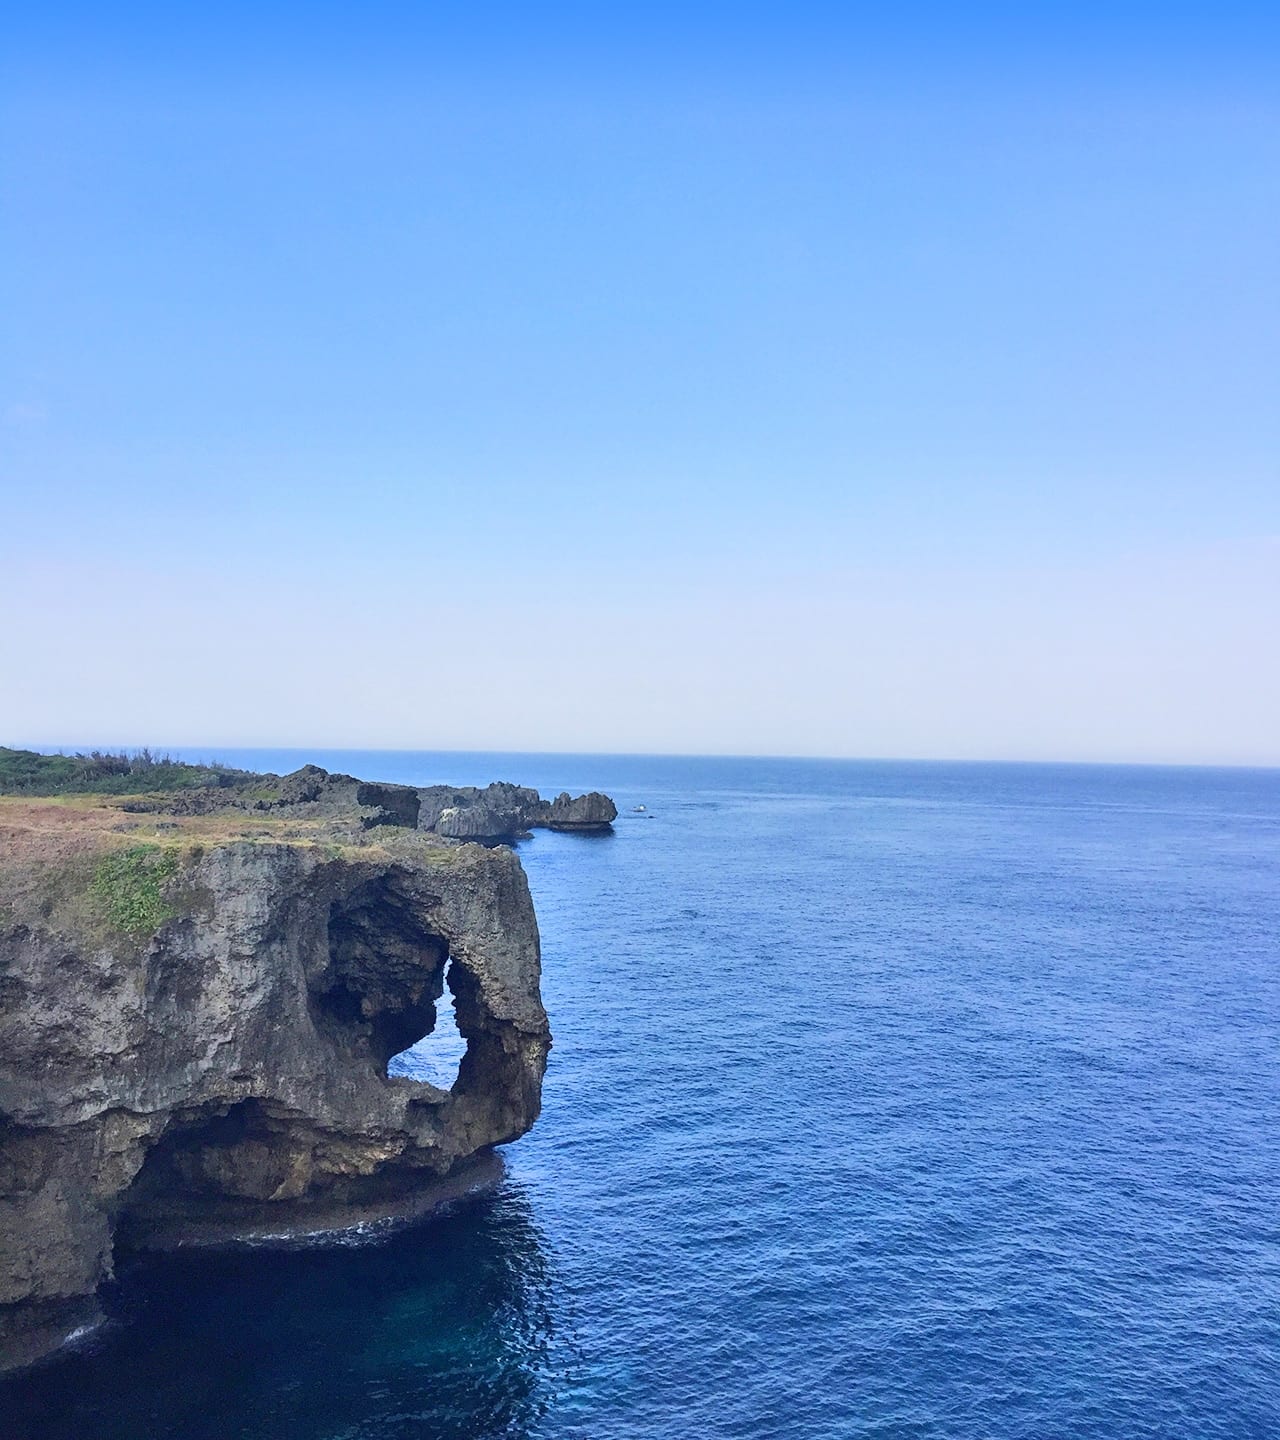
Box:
[92,763,619,844]
[0,763,609,1372]
[419,782,618,841]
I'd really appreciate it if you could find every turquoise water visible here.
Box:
[6,755,1280,1438]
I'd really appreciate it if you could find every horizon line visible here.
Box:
[10,741,1279,775]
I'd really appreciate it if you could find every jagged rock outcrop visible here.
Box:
[420,783,546,841]
[417,782,616,841]
[0,783,550,1372]
[303,773,618,841]
[546,791,618,831]
[112,770,617,844]
[353,781,421,829]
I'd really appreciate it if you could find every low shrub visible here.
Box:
[0,747,249,796]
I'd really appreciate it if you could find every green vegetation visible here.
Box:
[89,844,182,933]
[0,746,249,796]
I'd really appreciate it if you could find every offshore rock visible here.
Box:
[0,791,549,1372]
[546,791,618,832]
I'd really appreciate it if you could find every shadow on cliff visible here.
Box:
[0,1179,561,1440]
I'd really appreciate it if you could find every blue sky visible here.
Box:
[3,4,1277,761]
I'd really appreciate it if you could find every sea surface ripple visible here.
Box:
[5,755,1279,1439]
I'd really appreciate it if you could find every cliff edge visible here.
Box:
[0,757,608,1371]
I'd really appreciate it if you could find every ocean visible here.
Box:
[5,754,1279,1439]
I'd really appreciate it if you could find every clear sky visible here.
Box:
[3,3,1277,763]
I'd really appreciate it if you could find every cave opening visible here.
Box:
[386,960,468,1091]
[111,1097,292,1253]
[316,877,459,1077]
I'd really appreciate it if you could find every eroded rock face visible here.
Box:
[420,783,545,841]
[420,783,617,840]
[112,768,616,844]
[546,791,618,832]
[0,831,548,1372]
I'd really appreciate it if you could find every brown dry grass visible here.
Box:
[0,795,462,941]
[0,794,336,862]
[0,797,123,868]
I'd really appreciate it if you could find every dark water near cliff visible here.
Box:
[6,755,1280,1439]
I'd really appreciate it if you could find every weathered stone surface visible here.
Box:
[418,782,615,841]
[546,791,619,831]
[424,783,545,841]
[354,781,422,830]
[0,794,549,1372]
[107,768,616,843]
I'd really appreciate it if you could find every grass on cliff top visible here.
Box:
[0,795,461,856]
[89,844,182,933]
[0,819,201,944]
[0,815,195,943]
[0,745,253,796]
[0,796,336,861]
[0,796,463,939]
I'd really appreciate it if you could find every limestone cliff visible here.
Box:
[97,764,619,843]
[419,782,618,841]
[0,771,564,1372]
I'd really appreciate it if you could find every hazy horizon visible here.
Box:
[4,4,1278,766]
[8,740,1280,774]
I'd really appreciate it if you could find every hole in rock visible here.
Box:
[319,878,453,1073]
[387,961,468,1091]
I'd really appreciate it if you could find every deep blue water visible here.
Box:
[6,754,1280,1439]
